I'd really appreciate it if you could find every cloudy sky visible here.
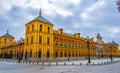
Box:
[0,0,120,45]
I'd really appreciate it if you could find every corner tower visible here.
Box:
[0,30,14,56]
[24,9,54,59]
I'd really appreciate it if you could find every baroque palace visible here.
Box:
[0,9,119,60]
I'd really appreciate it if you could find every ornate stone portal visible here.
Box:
[96,33,104,58]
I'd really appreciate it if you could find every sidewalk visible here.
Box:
[0,57,120,66]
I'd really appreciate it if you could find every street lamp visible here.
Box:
[109,40,116,62]
[117,0,120,12]
[85,36,91,63]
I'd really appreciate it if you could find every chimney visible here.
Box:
[75,33,80,38]
[58,28,63,34]
[90,38,94,42]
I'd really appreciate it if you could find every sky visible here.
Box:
[0,0,120,45]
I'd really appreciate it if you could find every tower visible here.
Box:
[24,9,54,60]
[96,33,103,58]
[0,30,14,57]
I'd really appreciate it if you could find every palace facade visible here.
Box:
[0,10,119,60]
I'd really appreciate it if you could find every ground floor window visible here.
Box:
[47,51,50,58]
[30,49,32,58]
[38,50,41,58]
[25,51,27,60]
[55,52,58,58]
[65,52,67,57]
[60,52,62,57]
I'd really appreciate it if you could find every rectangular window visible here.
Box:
[4,39,6,43]
[31,36,33,44]
[55,40,58,46]
[10,39,12,43]
[39,36,42,44]
[27,27,29,33]
[47,38,50,44]
[68,43,70,47]
[32,25,34,31]
[48,27,50,33]
[27,37,28,44]
[40,25,42,31]
[60,41,62,46]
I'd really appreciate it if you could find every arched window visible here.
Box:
[40,25,42,31]
[47,51,50,58]
[48,27,50,33]
[39,36,42,44]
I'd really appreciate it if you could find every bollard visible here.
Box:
[56,62,58,65]
[107,62,108,64]
[37,62,38,65]
[29,61,31,64]
[72,63,74,65]
[26,61,27,64]
[42,62,44,66]
[93,63,95,65]
[101,62,103,64]
[64,63,66,65]
[33,62,34,64]
[87,63,88,65]
[49,62,51,66]
[23,61,24,64]
[80,63,82,65]
[98,62,100,65]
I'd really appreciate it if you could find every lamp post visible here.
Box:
[117,0,120,12]
[109,43,113,62]
[85,36,91,63]
[109,40,116,62]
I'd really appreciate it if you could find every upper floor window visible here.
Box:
[27,27,29,32]
[26,37,28,44]
[31,36,33,44]
[4,39,6,43]
[40,25,42,31]
[10,39,12,43]
[48,27,50,33]
[55,40,58,46]
[72,44,74,48]
[60,41,62,46]
[39,36,42,44]
[68,43,70,47]
[47,37,50,44]
[64,43,66,47]
[32,25,34,31]
[77,45,80,48]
